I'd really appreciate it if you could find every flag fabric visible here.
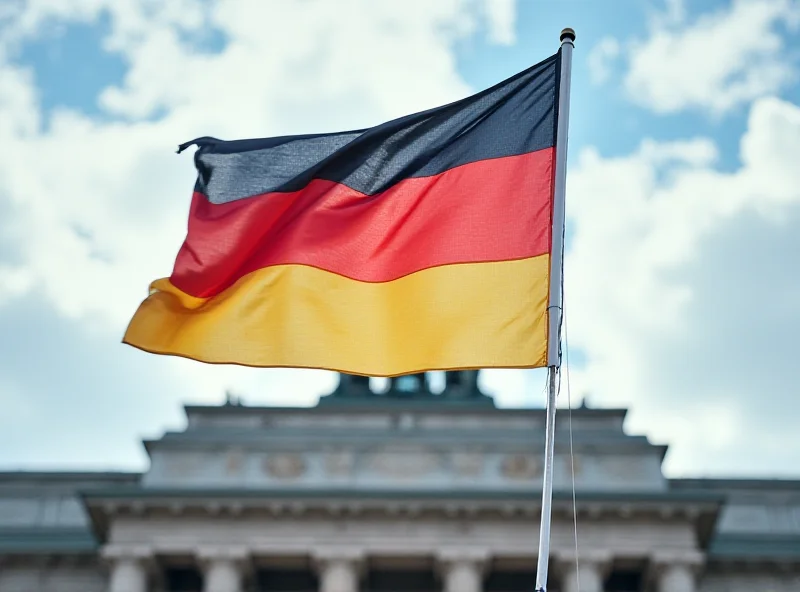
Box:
[123,50,563,376]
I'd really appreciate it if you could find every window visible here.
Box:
[255,568,318,591]
[365,568,438,592]
[164,567,203,592]
[605,569,643,592]
[484,569,539,592]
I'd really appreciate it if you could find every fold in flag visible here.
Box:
[124,50,563,376]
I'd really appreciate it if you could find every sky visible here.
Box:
[0,0,798,478]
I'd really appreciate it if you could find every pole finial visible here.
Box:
[560,28,576,43]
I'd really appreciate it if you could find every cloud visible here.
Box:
[597,0,799,115]
[481,0,517,45]
[0,291,188,469]
[587,37,620,85]
[661,0,686,26]
[564,96,800,475]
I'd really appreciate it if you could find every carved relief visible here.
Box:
[163,453,205,478]
[263,454,307,479]
[367,446,441,479]
[566,454,583,476]
[325,451,355,477]
[225,449,245,475]
[500,454,541,480]
[452,452,484,476]
[600,456,639,479]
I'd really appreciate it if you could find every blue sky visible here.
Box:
[0,0,798,477]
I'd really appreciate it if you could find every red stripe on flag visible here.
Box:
[171,148,554,298]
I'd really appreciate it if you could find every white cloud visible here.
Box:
[587,37,620,85]
[600,0,799,115]
[481,0,517,45]
[0,267,32,305]
[662,0,686,25]
[564,96,800,475]
[0,64,39,137]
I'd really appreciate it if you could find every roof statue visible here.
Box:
[223,390,243,406]
[327,370,491,404]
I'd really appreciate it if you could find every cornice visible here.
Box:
[670,477,800,491]
[183,403,630,418]
[80,486,725,504]
[708,533,800,563]
[140,436,664,459]
[0,471,141,482]
[0,528,98,554]
[80,487,722,546]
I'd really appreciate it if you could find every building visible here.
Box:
[0,371,798,592]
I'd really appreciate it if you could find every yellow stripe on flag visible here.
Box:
[123,255,550,376]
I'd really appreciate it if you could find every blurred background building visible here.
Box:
[0,370,798,592]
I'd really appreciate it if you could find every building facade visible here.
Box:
[1,372,798,592]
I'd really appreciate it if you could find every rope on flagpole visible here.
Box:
[564,294,582,590]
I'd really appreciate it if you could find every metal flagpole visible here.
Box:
[535,27,575,592]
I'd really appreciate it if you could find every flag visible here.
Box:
[123,50,563,376]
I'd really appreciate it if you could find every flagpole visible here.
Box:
[535,27,575,592]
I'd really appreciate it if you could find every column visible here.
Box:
[102,546,151,592]
[198,548,248,592]
[651,551,703,592]
[657,563,695,592]
[313,549,363,592]
[437,550,488,592]
[556,551,611,592]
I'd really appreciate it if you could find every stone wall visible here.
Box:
[700,569,800,592]
[0,562,105,592]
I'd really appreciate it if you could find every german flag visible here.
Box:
[123,51,563,376]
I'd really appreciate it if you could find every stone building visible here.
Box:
[0,371,798,592]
